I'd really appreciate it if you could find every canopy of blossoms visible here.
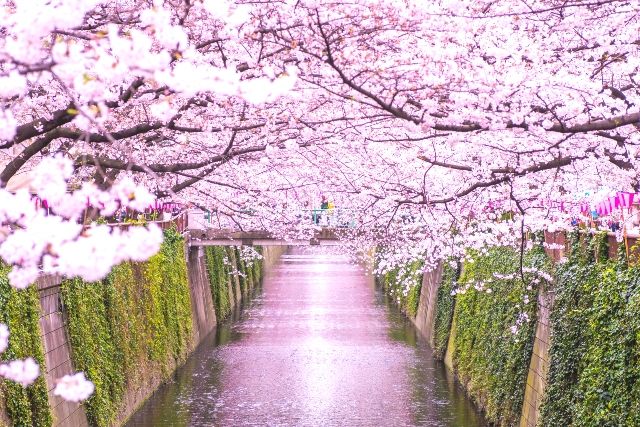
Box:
[0,0,639,401]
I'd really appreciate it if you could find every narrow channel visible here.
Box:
[126,248,485,426]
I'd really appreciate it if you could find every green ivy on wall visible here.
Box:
[432,260,458,359]
[204,246,264,323]
[225,247,239,304]
[235,247,248,296]
[62,228,193,427]
[204,246,232,321]
[378,259,424,318]
[540,231,640,427]
[144,228,193,363]
[451,244,550,426]
[0,266,52,427]
[244,255,255,291]
[253,247,263,283]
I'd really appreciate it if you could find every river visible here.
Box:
[126,248,485,426]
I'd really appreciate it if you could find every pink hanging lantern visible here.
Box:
[580,203,589,214]
[617,192,635,208]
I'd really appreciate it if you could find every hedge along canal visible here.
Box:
[0,228,284,427]
[125,247,485,426]
[378,230,640,427]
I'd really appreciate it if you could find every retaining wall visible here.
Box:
[411,261,443,348]
[519,284,554,427]
[36,275,88,427]
[411,255,553,427]
[1,241,285,427]
[407,232,626,427]
[111,244,216,427]
[407,257,543,426]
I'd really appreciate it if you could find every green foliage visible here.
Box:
[62,228,193,427]
[225,247,239,303]
[540,230,640,427]
[234,247,248,295]
[204,246,264,322]
[433,260,458,359]
[143,228,193,362]
[451,245,550,426]
[245,256,255,290]
[62,277,122,425]
[0,266,52,427]
[590,230,609,262]
[204,247,232,320]
[253,247,263,283]
[378,259,424,318]
[406,280,422,318]
[254,258,261,283]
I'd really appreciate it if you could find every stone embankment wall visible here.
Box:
[519,284,553,427]
[0,231,285,427]
[413,262,443,349]
[392,230,640,427]
[37,275,88,427]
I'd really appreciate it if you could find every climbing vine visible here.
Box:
[234,246,248,296]
[204,246,232,320]
[253,247,263,283]
[225,247,240,304]
[451,243,551,426]
[0,265,52,427]
[204,246,264,322]
[62,228,193,427]
[432,260,458,359]
[143,228,192,363]
[378,258,423,318]
[540,230,640,427]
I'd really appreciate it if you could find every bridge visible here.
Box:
[196,207,357,227]
[188,228,345,247]
[183,208,359,246]
[132,208,378,246]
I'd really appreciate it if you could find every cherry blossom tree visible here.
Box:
[0,0,639,398]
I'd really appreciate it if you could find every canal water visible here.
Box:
[126,248,485,426]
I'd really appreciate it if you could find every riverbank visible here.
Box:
[126,247,485,426]
[0,230,285,427]
[379,230,640,427]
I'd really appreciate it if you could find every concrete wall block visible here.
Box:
[186,245,216,344]
[412,262,443,347]
[36,277,90,427]
[519,285,554,427]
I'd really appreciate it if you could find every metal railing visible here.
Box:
[188,207,358,230]
[106,210,189,234]
[303,208,357,228]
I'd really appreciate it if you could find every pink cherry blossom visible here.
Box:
[53,372,95,402]
[0,358,40,387]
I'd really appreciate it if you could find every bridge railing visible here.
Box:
[156,210,189,233]
[106,210,190,234]
[184,207,359,231]
[302,208,357,228]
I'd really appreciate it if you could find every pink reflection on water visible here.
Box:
[214,248,415,426]
[126,247,485,427]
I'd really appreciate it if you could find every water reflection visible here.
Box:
[126,248,484,426]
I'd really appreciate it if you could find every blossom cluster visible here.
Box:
[54,372,95,402]
[510,312,530,335]
[0,156,163,400]
[0,156,162,288]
